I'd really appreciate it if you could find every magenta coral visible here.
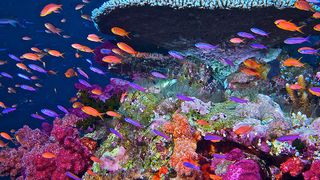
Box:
[280,157,304,177]
[223,159,262,180]
[303,160,320,180]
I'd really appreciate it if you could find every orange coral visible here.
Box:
[163,113,199,177]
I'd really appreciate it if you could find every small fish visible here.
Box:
[78,79,92,87]
[17,73,31,80]
[229,96,248,103]
[48,50,64,58]
[298,47,318,55]
[16,63,31,72]
[224,58,235,66]
[106,111,121,118]
[91,88,102,95]
[168,50,184,60]
[76,67,89,79]
[230,38,243,44]
[8,54,22,62]
[237,32,255,39]
[40,3,62,17]
[22,36,32,41]
[152,129,170,140]
[41,109,59,118]
[100,48,111,54]
[294,0,314,11]
[72,102,83,108]
[0,19,20,27]
[89,66,106,75]
[0,72,13,79]
[213,153,226,159]
[44,23,62,36]
[0,60,7,65]
[284,36,310,44]
[204,134,223,142]
[57,105,69,114]
[20,84,36,91]
[195,42,217,50]
[240,68,260,77]
[109,128,123,139]
[28,64,47,73]
[0,102,6,109]
[71,44,94,53]
[65,68,77,78]
[0,132,12,141]
[124,117,143,128]
[111,27,130,38]
[42,152,56,158]
[81,14,92,21]
[112,48,125,56]
[120,92,128,103]
[176,94,193,101]
[183,162,200,171]
[128,82,146,92]
[81,106,103,119]
[31,113,46,120]
[102,56,122,64]
[117,42,137,55]
[65,172,81,180]
[309,87,320,96]
[276,134,300,142]
[274,19,304,33]
[234,125,253,135]
[35,83,43,88]
[20,53,42,61]
[243,59,261,69]
[0,140,8,148]
[314,24,320,31]
[90,156,102,163]
[250,28,269,37]
[151,72,167,79]
[60,18,66,23]
[197,119,209,126]
[283,57,304,67]
[250,43,267,49]
[75,4,85,10]
[289,84,302,90]
[31,47,42,53]
[87,34,103,42]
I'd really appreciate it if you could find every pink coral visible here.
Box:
[223,159,262,180]
[303,160,320,180]
[280,157,304,177]
[163,113,199,177]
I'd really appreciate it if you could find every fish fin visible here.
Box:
[306,35,311,43]
[298,57,303,61]
[297,25,305,34]
[126,33,131,39]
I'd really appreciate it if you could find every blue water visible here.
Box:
[0,0,112,131]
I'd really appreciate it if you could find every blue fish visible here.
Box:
[176,94,193,101]
[124,117,143,128]
[57,105,69,114]
[41,109,59,118]
[89,66,106,75]
[195,42,217,50]
[168,50,184,60]
[31,113,46,120]
[2,107,16,114]
[183,162,200,171]
[8,54,22,62]
[0,72,13,79]
[100,48,111,54]
[128,82,146,92]
[151,71,167,79]
[229,96,248,103]
[78,79,92,87]
[65,172,81,180]
[28,64,47,73]
[204,134,223,141]
[20,84,36,91]
[0,19,20,27]
[17,73,31,80]
[110,128,123,139]
[250,28,269,37]
[76,67,89,79]
[152,129,170,140]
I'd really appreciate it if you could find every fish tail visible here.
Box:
[297,25,305,34]
[126,33,131,39]
[99,115,104,120]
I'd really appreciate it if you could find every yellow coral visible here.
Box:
[286,83,296,104]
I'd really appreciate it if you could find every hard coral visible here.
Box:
[280,157,304,177]
[303,160,320,179]
[223,159,262,180]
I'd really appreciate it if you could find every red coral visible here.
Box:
[280,157,304,177]
[163,113,199,177]
[303,160,320,180]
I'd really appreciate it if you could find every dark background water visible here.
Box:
[0,0,113,132]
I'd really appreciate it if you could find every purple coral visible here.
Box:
[223,159,262,180]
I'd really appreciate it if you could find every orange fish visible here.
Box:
[72,102,84,108]
[230,38,243,44]
[40,3,62,17]
[106,111,121,118]
[0,140,8,147]
[0,132,12,141]
[15,135,22,144]
[120,92,128,103]
[86,169,97,176]
[314,24,320,31]
[90,156,102,163]
[289,84,302,90]
[294,0,314,12]
[274,19,304,33]
[20,53,42,61]
[81,106,104,119]
[71,44,93,53]
[81,14,92,21]
[65,68,77,78]
[117,42,137,55]
[111,27,130,38]
[209,174,222,180]
[243,59,261,70]
[313,12,320,19]
[45,23,62,35]
[69,97,78,103]
[31,47,42,53]
[91,88,102,95]
[112,48,124,56]
[48,50,64,58]
[75,53,81,58]
[309,88,320,96]
[42,152,56,159]
[197,119,209,126]
[75,4,85,10]
[240,68,260,77]
[0,101,6,108]
[31,76,39,80]
[282,57,304,67]
[234,125,253,135]
[153,166,169,180]
[102,56,122,64]
[87,34,103,42]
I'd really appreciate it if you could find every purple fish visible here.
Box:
[152,129,170,140]
[17,73,31,80]
[237,32,255,39]
[78,79,92,88]
[20,84,36,91]
[76,67,89,79]
[85,59,93,65]
[2,107,16,114]
[204,134,223,141]
[276,134,300,142]
[31,113,46,120]
[57,105,69,114]
[310,87,320,93]
[306,0,320,3]
[89,66,106,75]
[110,78,129,86]
[65,172,81,180]
[183,162,200,171]
[195,42,217,50]
[168,50,184,60]
[28,64,47,73]
[8,54,22,62]
[0,72,13,79]
[100,48,111,54]
[124,117,143,128]
[176,94,193,101]
[110,128,123,139]
[229,96,248,103]
[224,58,235,67]
[128,82,145,92]
[151,72,167,79]
[298,47,318,55]
[213,153,226,159]
[284,36,310,45]
[41,109,59,118]
[250,43,267,49]
[250,28,269,37]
